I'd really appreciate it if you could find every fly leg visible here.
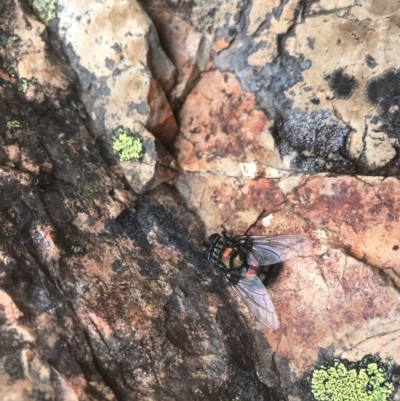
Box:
[243,209,268,236]
[220,224,230,239]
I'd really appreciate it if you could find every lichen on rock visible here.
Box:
[16,77,29,93]
[310,356,395,401]
[6,120,21,132]
[112,126,144,162]
[31,0,57,24]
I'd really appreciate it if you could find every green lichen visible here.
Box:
[6,121,22,132]
[17,78,29,93]
[70,244,86,256]
[0,58,18,78]
[8,35,20,45]
[0,33,20,48]
[112,126,144,162]
[32,0,57,24]
[0,79,12,89]
[310,356,394,401]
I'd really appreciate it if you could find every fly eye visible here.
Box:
[203,249,210,260]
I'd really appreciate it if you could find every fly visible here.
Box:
[202,232,312,330]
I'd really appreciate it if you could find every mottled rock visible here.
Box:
[175,70,284,177]
[285,3,400,175]
[142,6,206,107]
[162,0,400,176]
[53,0,179,190]
[2,0,400,399]
[0,0,73,101]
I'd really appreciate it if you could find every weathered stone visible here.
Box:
[143,6,206,107]
[2,0,400,399]
[284,4,400,175]
[175,70,284,178]
[0,0,73,101]
[52,0,179,190]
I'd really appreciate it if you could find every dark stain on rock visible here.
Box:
[4,353,24,382]
[0,327,28,360]
[212,0,311,119]
[113,208,150,250]
[393,245,399,251]
[105,57,115,70]
[215,304,284,401]
[165,275,222,356]
[365,54,378,69]
[110,208,162,279]
[111,258,128,273]
[325,68,359,99]
[128,100,149,115]
[29,389,49,401]
[133,194,208,274]
[275,108,355,174]
[365,69,400,141]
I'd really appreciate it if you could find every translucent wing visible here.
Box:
[235,235,312,266]
[225,273,279,330]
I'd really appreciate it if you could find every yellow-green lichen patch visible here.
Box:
[0,80,12,89]
[17,78,29,93]
[6,121,22,132]
[310,355,395,401]
[0,32,20,48]
[8,35,20,45]
[112,126,144,162]
[0,59,18,78]
[31,0,57,24]
[69,244,86,256]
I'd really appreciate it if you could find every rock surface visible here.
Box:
[1,0,400,400]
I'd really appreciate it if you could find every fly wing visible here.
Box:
[236,235,312,266]
[225,274,279,330]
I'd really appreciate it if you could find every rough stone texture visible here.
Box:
[158,0,400,177]
[52,0,179,192]
[2,0,400,400]
[284,3,400,175]
[143,6,206,108]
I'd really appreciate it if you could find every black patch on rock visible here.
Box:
[133,196,208,274]
[365,69,400,140]
[111,258,128,273]
[365,54,378,69]
[29,389,49,401]
[215,305,286,401]
[4,353,24,382]
[212,0,311,119]
[307,37,315,50]
[325,68,358,99]
[274,108,355,174]
[111,208,162,279]
[105,57,115,70]
[128,100,149,115]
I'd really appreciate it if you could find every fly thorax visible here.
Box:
[218,243,245,271]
